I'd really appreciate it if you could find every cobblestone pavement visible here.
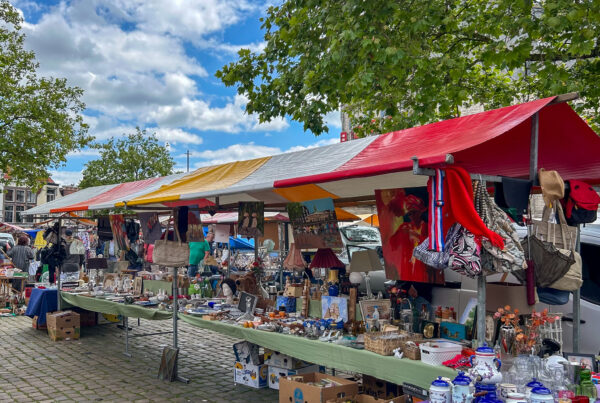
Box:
[0,316,278,402]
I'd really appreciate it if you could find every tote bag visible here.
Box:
[153,217,190,267]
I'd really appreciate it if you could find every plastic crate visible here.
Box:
[419,341,462,366]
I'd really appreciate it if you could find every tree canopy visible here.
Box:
[217,0,600,136]
[79,128,175,189]
[0,1,91,188]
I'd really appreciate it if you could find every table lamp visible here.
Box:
[349,249,383,299]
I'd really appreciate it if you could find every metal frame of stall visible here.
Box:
[411,96,582,350]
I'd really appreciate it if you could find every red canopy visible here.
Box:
[275,96,600,187]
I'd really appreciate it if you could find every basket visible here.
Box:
[364,331,409,356]
[402,341,421,360]
[419,341,463,366]
[539,312,563,351]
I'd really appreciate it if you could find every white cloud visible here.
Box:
[49,170,83,186]
[154,128,203,145]
[149,94,289,133]
[324,110,342,129]
[67,149,102,158]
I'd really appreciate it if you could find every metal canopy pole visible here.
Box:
[573,228,581,352]
[57,217,62,311]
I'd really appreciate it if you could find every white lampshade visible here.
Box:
[349,249,383,273]
[349,271,364,285]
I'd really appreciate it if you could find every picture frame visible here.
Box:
[359,299,392,322]
[133,277,143,296]
[237,291,258,314]
[322,296,349,322]
[563,352,598,372]
[103,273,116,289]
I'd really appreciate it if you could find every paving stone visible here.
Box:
[0,316,278,402]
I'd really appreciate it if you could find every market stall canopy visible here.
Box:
[200,212,289,224]
[0,222,25,234]
[275,96,600,196]
[49,174,184,213]
[23,184,118,216]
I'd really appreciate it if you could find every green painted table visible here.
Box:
[179,314,455,389]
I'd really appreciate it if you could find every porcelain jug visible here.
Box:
[469,343,502,384]
[430,376,452,403]
[530,387,554,403]
[452,372,473,403]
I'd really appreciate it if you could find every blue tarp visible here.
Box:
[24,229,41,238]
[229,236,254,250]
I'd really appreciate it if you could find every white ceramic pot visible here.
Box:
[468,343,502,384]
[498,383,517,400]
[430,377,452,403]
[452,372,473,403]
[529,387,554,403]
[505,392,527,403]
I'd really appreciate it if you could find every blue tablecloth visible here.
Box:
[25,288,58,325]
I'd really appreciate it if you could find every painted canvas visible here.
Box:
[238,202,264,238]
[287,198,343,249]
[321,296,348,323]
[375,188,444,284]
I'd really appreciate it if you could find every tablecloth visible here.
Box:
[25,288,58,325]
[178,314,456,389]
[61,292,172,321]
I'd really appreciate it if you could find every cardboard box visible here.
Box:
[327,394,407,403]
[279,372,359,403]
[363,375,403,400]
[486,282,534,314]
[268,365,322,390]
[234,361,268,389]
[46,311,80,329]
[32,316,47,330]
[233,341,262,365]
[73,309,97,327]
[284,285,304,298]
[265,349,310,369]
[48,327,80,341]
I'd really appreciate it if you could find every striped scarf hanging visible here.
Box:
[428,169,445,251]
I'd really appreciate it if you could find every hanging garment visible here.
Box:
[138,212,162,243]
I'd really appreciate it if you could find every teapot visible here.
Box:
[469,343,502,385]
[452,372,473,403]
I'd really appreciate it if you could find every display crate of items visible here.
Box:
[419,340,462,366]
[364,331,422,356]
[46,311,80,341]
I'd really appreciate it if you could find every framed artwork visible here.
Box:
[563,352,598,372]
[238,202,264,238]
[186,210,204,242]
[103,273,116,289]
[322,296,348,322]
[375,188,444,284]
[133,277,143,295]
[359,299,392,322]
[237,291,258,314]
[287,198,342,249]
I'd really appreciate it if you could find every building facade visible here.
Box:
[1,178,63,226]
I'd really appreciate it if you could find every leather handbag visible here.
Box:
[532,204,577,251]
[153,217,190,267]
[474,181,527,273]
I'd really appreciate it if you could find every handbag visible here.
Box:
[548,250,583,291]
[474,181,527,274]
[152,217,190,267]
[561,180,600,225]
[537,287,570,305]
[447,224,482,278]
[532,204,577,251]
[515,236,575,287]
[413,224,460,269]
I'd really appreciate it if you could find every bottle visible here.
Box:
[373,306,380,331]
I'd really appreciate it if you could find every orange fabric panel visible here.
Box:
[273,184,338,202]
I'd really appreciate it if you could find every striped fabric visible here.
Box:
[428,169,445,252]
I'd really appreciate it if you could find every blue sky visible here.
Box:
[12,0,342,185]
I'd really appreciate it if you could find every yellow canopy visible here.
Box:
[122,157,271,206]
[273,183,338,202]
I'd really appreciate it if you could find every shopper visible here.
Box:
[62,229,84,274]
[7,235,34,272]
[188,232,212,277]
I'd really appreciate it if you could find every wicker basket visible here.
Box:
[364,331,408,356]
[402,341,421,360]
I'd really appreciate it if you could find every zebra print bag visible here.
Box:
[447,223,482,278]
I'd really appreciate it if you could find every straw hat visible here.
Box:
[538,168,564,207]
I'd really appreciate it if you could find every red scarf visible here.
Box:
[443,167,504,249]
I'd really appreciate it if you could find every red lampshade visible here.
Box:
[309,248,345,269]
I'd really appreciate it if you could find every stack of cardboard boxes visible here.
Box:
[264,349,322,390]
[46,311,80,341]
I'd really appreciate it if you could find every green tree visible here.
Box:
[79,128,175,188]
[217,0,600,136]
[0,1,90,188]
